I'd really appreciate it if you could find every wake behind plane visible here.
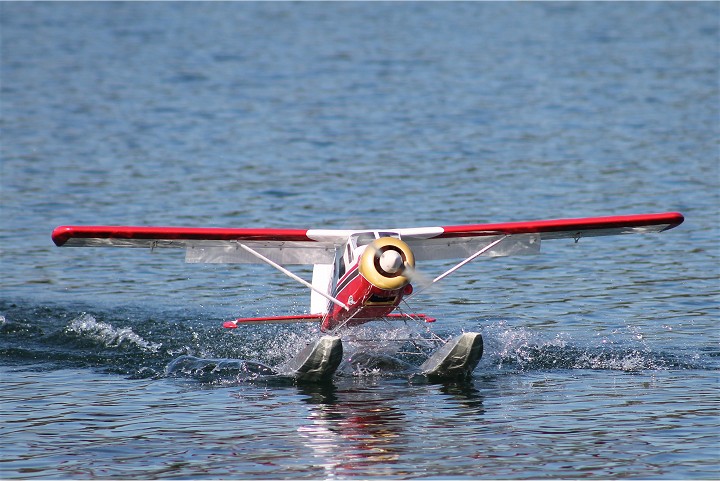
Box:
[52,212,684,381]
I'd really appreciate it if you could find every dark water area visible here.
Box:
[1,2,718,479]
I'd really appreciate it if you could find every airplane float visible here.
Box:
[52,212,684,382]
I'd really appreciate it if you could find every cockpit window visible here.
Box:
[354,232,376,247]
[344,231,402,269]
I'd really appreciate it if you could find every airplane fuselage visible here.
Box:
[321,259,412,331]
[314,233,418,331]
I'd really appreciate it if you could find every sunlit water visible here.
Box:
[2,2,718,479]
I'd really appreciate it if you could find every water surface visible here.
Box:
[1,2,718,479]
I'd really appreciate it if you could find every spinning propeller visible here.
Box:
[358,237,415,290]
[360,235,513,297]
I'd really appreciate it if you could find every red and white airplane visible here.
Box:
[52,212,683,381]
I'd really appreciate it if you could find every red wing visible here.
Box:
[51,225,312,247]
[400,212,684,261]
[437,212,684,239]
[50,225,338,265]
[52,212,683,264]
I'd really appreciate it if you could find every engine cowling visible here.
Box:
[358,237,415,290]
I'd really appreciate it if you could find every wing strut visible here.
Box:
[237,243,349,311]
[411,235,509,297]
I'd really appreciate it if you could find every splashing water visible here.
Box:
[65,313,163,353]
[480,320,704,372]
[1,301,710,383]
[164,355,276,383]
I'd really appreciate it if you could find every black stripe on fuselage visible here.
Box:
[333,267,360,297]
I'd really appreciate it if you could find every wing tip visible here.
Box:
[51,226,73,246]
[661,211,685,231]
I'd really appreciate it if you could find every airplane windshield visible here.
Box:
[354,232,376,247]
[349,231,402,252]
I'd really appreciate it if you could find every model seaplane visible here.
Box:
[52,212,683,381]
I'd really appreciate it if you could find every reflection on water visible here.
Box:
[2,362,717,479]
[438,382,486,415]
[298,383,406,475]
[294,380,487,477]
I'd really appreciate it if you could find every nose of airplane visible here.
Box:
[379,249,404,274]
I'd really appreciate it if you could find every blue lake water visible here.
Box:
[1,2,718,479]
